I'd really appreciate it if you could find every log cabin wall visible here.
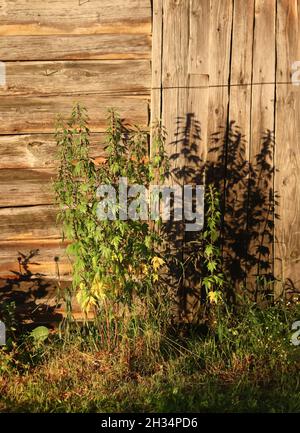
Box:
[0,0,151,321]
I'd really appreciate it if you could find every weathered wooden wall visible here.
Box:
[152,0,300,298]
[0,1,152,287]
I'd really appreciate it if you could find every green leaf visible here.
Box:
[30,326,49,344]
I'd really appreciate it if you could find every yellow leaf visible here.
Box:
[141,263,149,275]
[152,273,159,282]
[151,256,165,272]
[208,291,220,304]
[91,274,107,300]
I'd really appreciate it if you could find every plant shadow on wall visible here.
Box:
[0,250,63,331]
[166,113,279,322]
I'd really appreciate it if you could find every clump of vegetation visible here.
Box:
[53,104,171,363]
[1,104,300,413]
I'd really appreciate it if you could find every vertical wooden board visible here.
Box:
[206,0,233,170]
[158,0,191,319]
[188,0,210,75]
[224,0,255,287]
[162,0,210,165]
[151,0,163,126]
[161,0,190,169]
[248,0,276,290]
[188,74,209,166]
[229,0,254,136]
[251,0,276,156]
[275,0,300,294]
[188,0,210,165]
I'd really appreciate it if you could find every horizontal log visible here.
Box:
[0,205,61,240]
[0,239,71,280]
[0,95,149,134]
[0,0,151,35]
[0,133,106,169]
[0,169,56,206]
[0,60,151,96]
[0,34,151,61]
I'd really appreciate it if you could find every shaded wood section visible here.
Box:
[0,95,149,134]
[0,60,151,96]
[224,0,255,289]
[153,0,211,320]
[275,0,300,293]
[0,205,60,240]
[0,34,151,61]
[0,239,71,280]
[152,0,300,304]
[0,133,106,169]
[247,0,276,290]
[0,0,151,35]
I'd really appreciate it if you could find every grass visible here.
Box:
[1,299,300,413]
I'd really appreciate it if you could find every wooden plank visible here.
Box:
[188,0,210,75]
[187,0,210,167]
[157,0,210,320]
[0,34,151,61]
[0,239,71,280]
[0,205,60,240]
[0,95,149,134]
[275,0,300,294]
[206,0,233,175]
[0,133,106,169]
[0,0,151,35]
[247,0,276,292]
[150,0,163,125]
[0,169,55,206]
[229,0,254,135]
[159,0,190,320]
[0,60,151,97]
[224,0,255,287]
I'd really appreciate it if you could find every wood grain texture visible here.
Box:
[0,34,151,61]
[188,0,210,75]
[0,239,71,280]
[225,0,255,288]
[150,0,163,126]
[0,169,55,206]
[0,205,61,240]
[0,0,151,35]
[0,133,106,169]
[229,0,254,135]
[206,0,233,166]
[275,0,300,293]
[0,60,151,96]
[247,0,276,288]
[153,0,211,320]
[0,95,149,134]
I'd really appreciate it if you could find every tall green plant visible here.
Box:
[185,183,227,326]
[54,105,169,333]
